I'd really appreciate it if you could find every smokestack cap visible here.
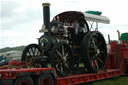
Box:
[42,3,50,6]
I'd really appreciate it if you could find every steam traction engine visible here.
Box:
[21,3,110,77]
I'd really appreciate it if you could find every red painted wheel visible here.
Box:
[15,76,34,85]
[38,74,54,85]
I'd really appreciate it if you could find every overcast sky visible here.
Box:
[0,0,128,48]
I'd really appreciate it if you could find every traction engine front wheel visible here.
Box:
[21,44,43,67]
[51,41,75,77]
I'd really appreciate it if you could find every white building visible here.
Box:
[0,51,22,61]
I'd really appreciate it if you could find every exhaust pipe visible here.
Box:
[117,30,121,44]
[108,34,110,45]
[42,3,50,33]
[117,30,120,40]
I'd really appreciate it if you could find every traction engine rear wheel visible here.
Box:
[81,31,107,73]
[51,41,75,77]
[21,44,43,67]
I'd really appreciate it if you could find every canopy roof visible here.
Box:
[53,11,110,24]
[120,33,128,40]
[84,12,110,24]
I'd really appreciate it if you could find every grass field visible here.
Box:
[81,76,128,85]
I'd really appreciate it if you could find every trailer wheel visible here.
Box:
[51,41,75,77]
[21,44,43,67]
[81,31,107,73]
[38,74,54,85]
[15,76,34,85]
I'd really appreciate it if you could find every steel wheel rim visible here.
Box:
[88,33,107,70]
[55,44,71,74]
[52,42,74,76]
[22,44,42,67]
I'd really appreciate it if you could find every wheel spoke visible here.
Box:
[28,50,32,57]
[97,57,103,63]
[62,45,65,57]
[56,63,60,72]
[64,52,69,61]
[94,60,99,69]
[31,48,35,56]
[37,50,40,55]
[64,62,69,68]
[60,63,64,73]
[26,52,33,61]
[34,48,38,56]
[64,52,68,58]
[92,38,97,49]
[33,48,36,55]
[56,50,63,58]
[26,52,30,57]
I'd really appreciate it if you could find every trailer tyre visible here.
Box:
[15,76,34,85]
[38,74,54,85]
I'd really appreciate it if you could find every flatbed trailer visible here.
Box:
[0,43,128,85]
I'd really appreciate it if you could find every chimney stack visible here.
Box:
[42,3,50,32]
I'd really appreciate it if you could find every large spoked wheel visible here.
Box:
[51,41,75,77]
[81,31,107,73]
[21,44,43,67]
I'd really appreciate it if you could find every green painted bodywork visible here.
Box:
[120,33,128,40]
